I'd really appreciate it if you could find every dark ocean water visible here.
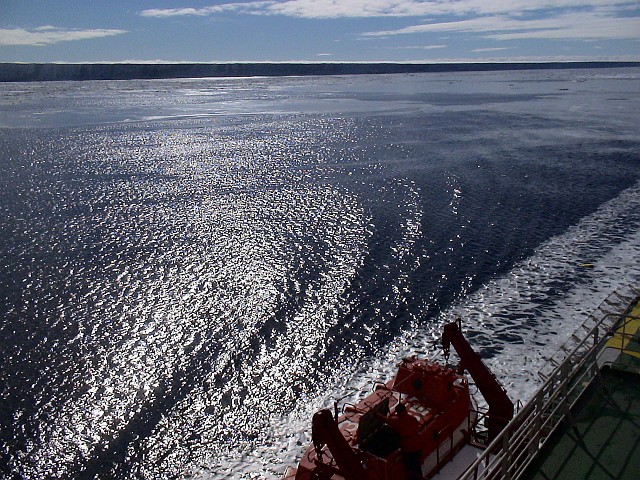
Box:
[1,69,640,479]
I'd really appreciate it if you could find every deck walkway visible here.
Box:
[522,368,640,480]
[522,299,640,480]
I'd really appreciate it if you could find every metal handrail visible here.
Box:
[537,284,639,380]
[459,286,639,480]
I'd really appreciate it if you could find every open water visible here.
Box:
[1,68,640,479]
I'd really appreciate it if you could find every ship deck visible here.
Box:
[521,367,640,480]
[521,298,640,480]
[457,287,640,480]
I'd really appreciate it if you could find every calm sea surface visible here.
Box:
[1,69,640,479]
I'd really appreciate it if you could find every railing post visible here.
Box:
[560,360,570,406]
[501,426,512,480]
[529,392,543,455]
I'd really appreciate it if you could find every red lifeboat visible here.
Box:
[284,320,513,480]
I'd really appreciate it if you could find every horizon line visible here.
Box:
[3,59,640,65]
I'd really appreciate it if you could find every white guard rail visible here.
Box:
[459,285,640,480]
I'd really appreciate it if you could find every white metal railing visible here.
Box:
[538,285,640,380]
[459,285,640,480]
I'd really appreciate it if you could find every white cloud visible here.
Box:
[363,11,640,40]
[265,0,640,19]
[396,44,447,49]
[140,1,640,19]
[0,27,127,46]
[140,2,276,18]
[266,0,441,18]
[141,8,213,17]
[138,1,640,44]
[472,47,510,52]
[485,13,640,39]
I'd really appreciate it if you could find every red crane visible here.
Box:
[442,319,514,441]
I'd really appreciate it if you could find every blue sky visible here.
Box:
[1,1,639,63]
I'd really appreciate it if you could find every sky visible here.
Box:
[0,1,639,63]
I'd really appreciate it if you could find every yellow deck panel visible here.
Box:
[606,301,640,358]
